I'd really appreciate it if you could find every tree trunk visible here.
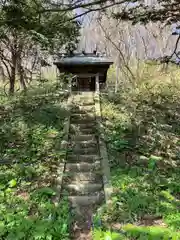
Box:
[18,63,27,91]
[19,73,27,91]
[9,66,16,95]
[9,52,17,95]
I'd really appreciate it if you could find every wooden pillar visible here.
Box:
[95,73,99,93]
[69,76,72,94]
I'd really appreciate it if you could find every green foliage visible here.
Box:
[8,179,17,188]
[0,81,68,162]
[99,66,180,239]
[0,82,70,239]
[93,225,180,240]
[0,183,70,240]
[93,229,123,240]
[123,224,180,239]
[0,0,80,94]
[0,0,80,51]
[32,187,56,200]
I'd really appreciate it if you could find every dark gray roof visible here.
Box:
[54,53,113,66]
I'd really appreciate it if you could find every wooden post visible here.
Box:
[69,76,72,94]
[95,73,99,93]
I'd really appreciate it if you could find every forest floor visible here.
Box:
[93,66,180,239]
[0,82,71,240]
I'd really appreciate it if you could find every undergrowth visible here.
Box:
[0,81,70,239]
[94,65,180,239]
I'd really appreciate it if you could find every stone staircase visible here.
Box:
[62,92,105,240]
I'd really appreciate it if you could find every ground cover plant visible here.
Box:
[0,81,71,240]
[93,64,180,239]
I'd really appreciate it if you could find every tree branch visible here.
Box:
[98,19,135,80]
[41,0,128,13]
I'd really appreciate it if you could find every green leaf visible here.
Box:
[148,159,156,170]
[34,187,56,197]
[149,155,162,162]
[0,184,5,190]
[5,188,12,193]
[8,179,17,188]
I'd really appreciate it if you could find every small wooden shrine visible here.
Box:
[54,52,113,91]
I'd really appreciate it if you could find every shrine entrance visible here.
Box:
[74,77,95,91]
[77,77,95,91]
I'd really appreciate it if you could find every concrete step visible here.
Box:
[72,96,94,101]
[71,106,95,114]
[70,127,96,135]
[71,146,98,155]
[68,194,104,207]
[72,110,94,115]
[70,134,96,141]
[64,172,102,183]
[71,116,96,124]
[71,113,95,118]
[70,123,96,129]
[72,102,94,106]
[67,154,100,163]
[72,106,94,114]
[72,94,94,98]
[64,183,103,195]
[70,140,97,149]
[70,120,96,126]
[66,161,101,172]
[78,128,96,134]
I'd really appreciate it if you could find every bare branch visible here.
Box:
[98,19,135,80]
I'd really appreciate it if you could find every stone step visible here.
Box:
[66,161,101,172]
[70,120,96,126]
[64,183,103,195]
[71,106,95,114]
[72,106,94,114]
[71,113,95,118]
[70,140,97,149]
[67,154,100,163]
[71,116,96,124]
[72,93,94,98]
[72,102,94,106]
[72,96,94,101]
[64,172,102,183]
[70,134,96,141]
[68,194,104,207]
[70,123,96,129]
[72,95,94,100]
[72,110,94,115]
[71,146,98,155]
[78,128,96,134]
[70,127,96,135]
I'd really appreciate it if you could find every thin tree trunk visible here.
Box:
[17,42,27,91]
[9,54,16,95]
[9,69,15,95]
[19,67,27,91]
[18,60,27,91]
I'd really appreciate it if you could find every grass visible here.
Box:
[0,80,71,239]
[93,64,180,239]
